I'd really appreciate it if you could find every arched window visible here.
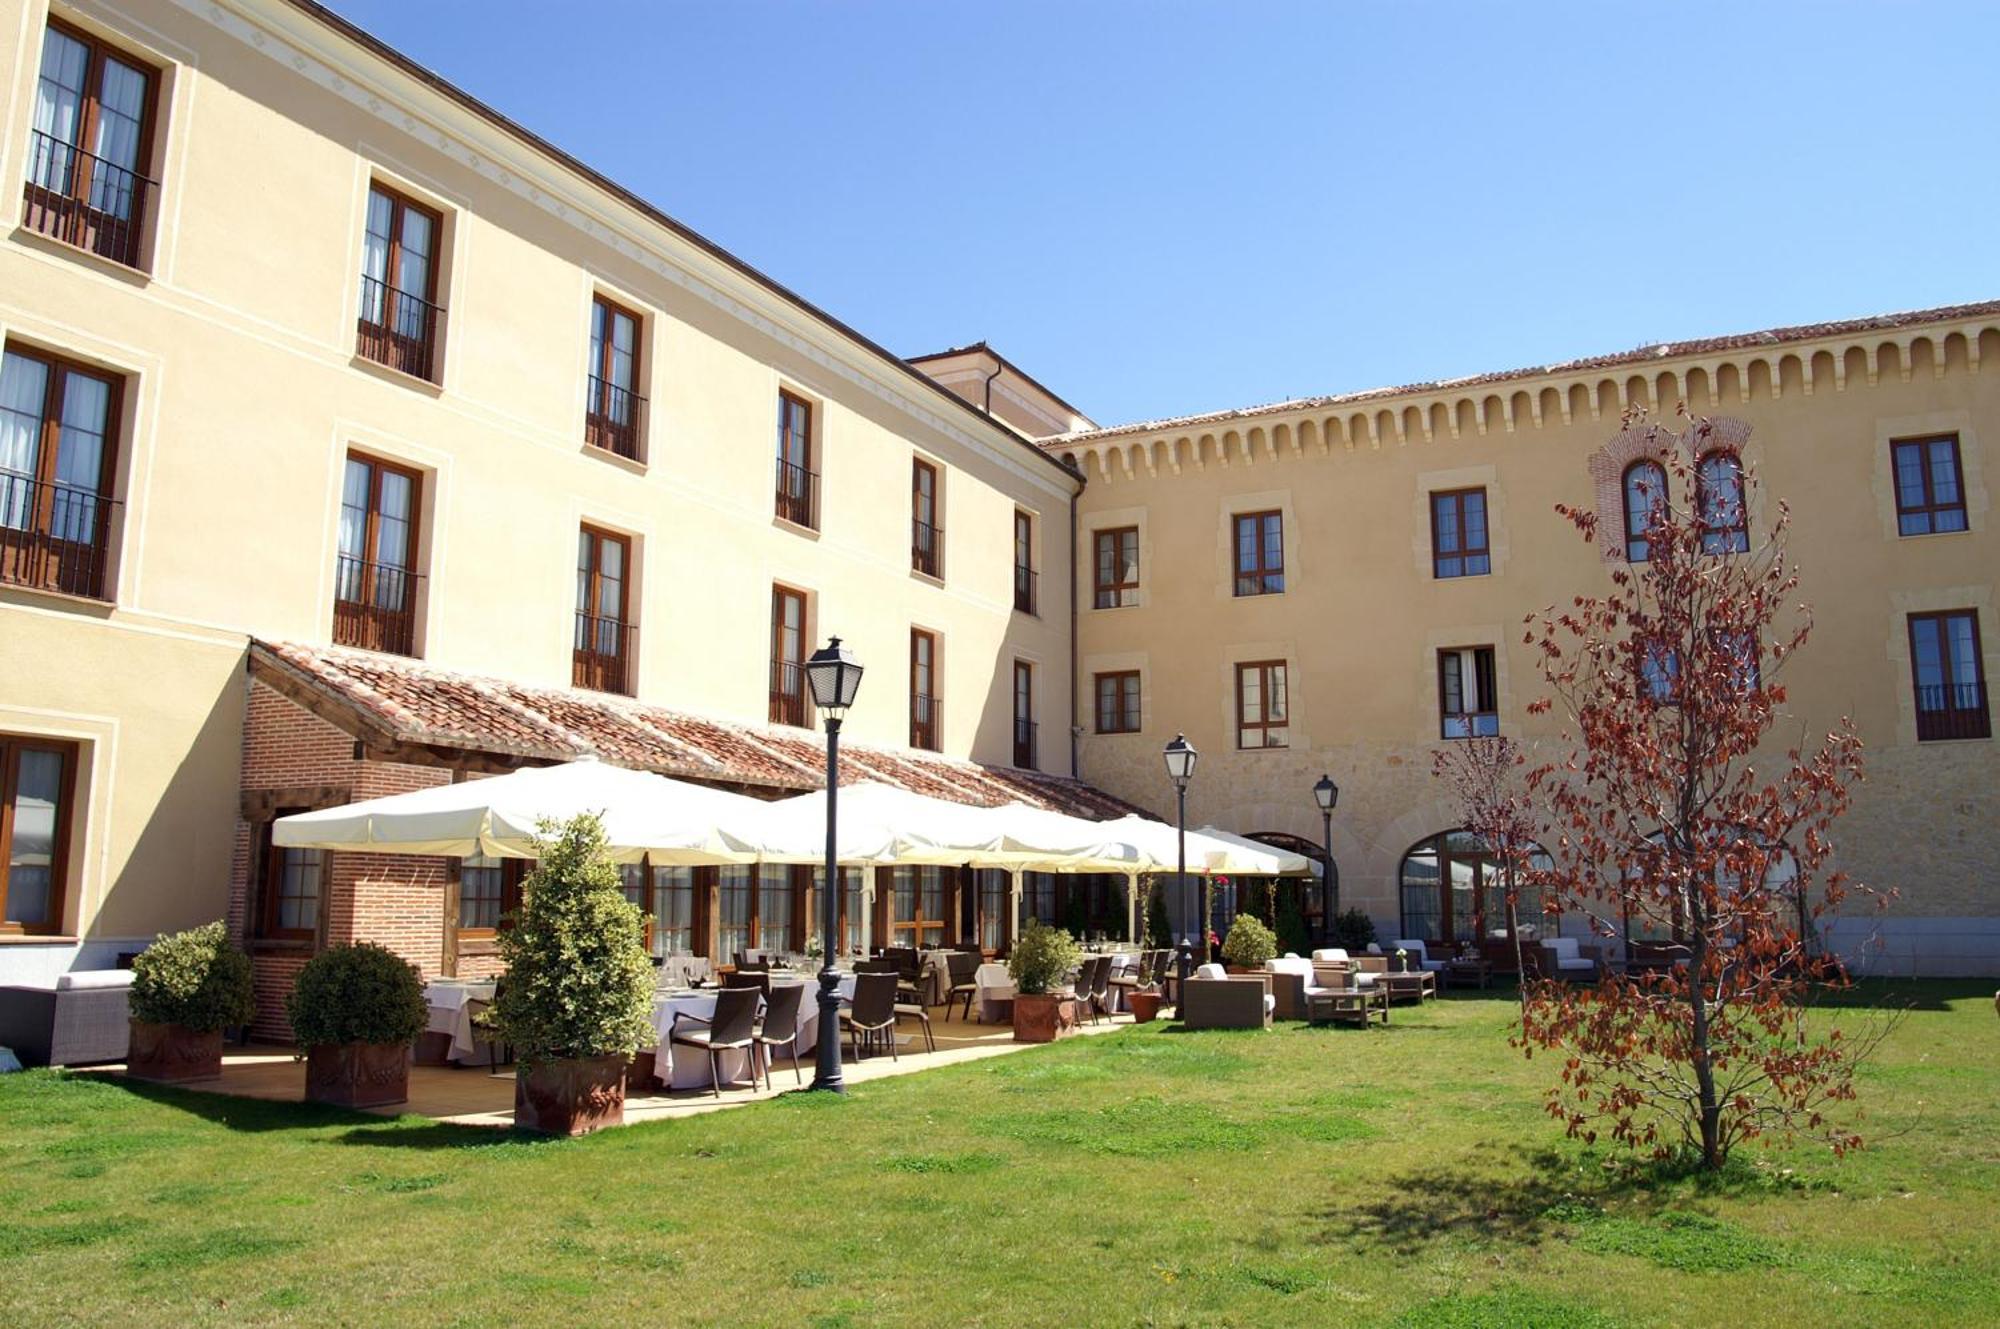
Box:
[1398,830,1550,947]
[1622,460,1667,562]
[1696,451,1748,554]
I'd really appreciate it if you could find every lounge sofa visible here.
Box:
[1540,937,1600,982]
[1311,948,1380,990]
[1180,963,1273,1030]
[1265,955,1348,1020]
[1390,939,1450,974]
[0,969,135,1067]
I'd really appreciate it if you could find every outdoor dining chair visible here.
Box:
[1088,954,1114,1022]
[669,985,763,1099]
[842,971,901,1061]
[461,975,512,1070]
[752,981,806,1088]
[724,969,772,997]
[733,951,770,973]
[944,950,980,1022]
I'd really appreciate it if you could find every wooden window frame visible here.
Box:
[333,452,424,657]
[1437,647,1500,738]
[1094,670,1141,735]
[1696,450,1749,554]
[909,627,941,751]
[1908,609,1991,742]
[775,390,818,529]
[911,457,943,578]
[255,815,323,943]
[0,735,79,937]
[573,523,633,694]
[1092,526,1139,609]
[885,864,950,948]
[356,181,445,381]
[1013,509,1036,614]
[1622,459,1667,563]
[0,342,123,600]
[769,583,809,727]
[1012,659,1035,770]
[1234,660,1289,750]
[454,855,528,946]
[1891,435,1969,537]
[1429,487,1490,579]
[1232,510,1284,596]
[584,294,644,459]
[23,18,162,271]
[716,863,807,959]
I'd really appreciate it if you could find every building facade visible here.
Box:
[0,0,1992,992]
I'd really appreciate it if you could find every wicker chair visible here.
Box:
[944,951,980,1022]
[841,972,901,1061]
[669,986,762,1098]
[752,981,806,1088]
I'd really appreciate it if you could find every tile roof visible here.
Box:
[1044,299,2000,445]
[252,640,1155,821]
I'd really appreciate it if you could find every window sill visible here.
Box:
[11,226,153,286]
[1091,601,1143,612]
[910,569,946,589]
[249,938,314,953]
[349,353,445,397]
[774,514,821,540]
[0,581,117,615]
[582,442,648,475]
[0,933,79,945]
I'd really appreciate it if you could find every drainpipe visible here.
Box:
[1068,476,1082,779]
[981,351,1003,416]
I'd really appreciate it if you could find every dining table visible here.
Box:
[645,972,857,1090]
[421,978,497,1063]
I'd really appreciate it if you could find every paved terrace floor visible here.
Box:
[83,1009,1139,1127]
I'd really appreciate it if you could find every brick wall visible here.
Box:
[233,678,453,1042]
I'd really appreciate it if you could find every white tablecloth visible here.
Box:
[647,975,856,1089]
[423,979,496,1061]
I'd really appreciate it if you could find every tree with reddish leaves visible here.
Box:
[1432,735,1538,1014]
[1518,410,1889,1170]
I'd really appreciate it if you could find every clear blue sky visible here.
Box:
[329,1,2000,429]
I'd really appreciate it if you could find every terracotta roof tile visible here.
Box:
[253,641,1150,820]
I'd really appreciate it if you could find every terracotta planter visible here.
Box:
[412,1030,455,1067]
[1011,992,1079,1044]
[513,1054,627,1136]
[1128,990,1164,1023]
[125,1020,223,1083]
[304,1041,411,1109]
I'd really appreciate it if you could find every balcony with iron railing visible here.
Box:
[585,376,646,460]
[769,659,809,728]
[0,474,119,600]
[332,555,423,657]
[775,458,819,530]
[1014,717,1038,771]
[1014,564,1037,615]
[1915,682,1991,741]
[912,518,943,579]
[910,693,941,751]
[355,274,446,382]
[573,612,636,695]
[21,130,155,270]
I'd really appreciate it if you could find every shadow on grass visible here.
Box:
[1807,978,1993,1013]
[91,1075,389,1133]
[333,1121,553,1151]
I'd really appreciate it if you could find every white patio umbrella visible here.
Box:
[900,801,1154,874]
[1091,814,1266,876]
[1193,825,1316,877]
[718,782,931,866]
[272,758,765,864]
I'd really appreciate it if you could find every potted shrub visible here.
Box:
[1008,920,1082,1043]
[286,942,429,1109]
[1127,984,1164,1023]
[127,921,255,1083]
[1221,915,1278,972]
[484,813,655,1135]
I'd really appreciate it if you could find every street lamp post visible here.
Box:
[1162,733,1198,1014]
[1312,773,1340,938]
[805,636,864,1093]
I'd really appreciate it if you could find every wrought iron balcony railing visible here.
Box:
[21,130,155,269]
[356,274,446,382]
[332,555,423,657]
[0,473,119,600]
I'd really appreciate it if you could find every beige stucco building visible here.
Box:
[0,0,1992,985]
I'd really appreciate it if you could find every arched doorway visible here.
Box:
[1398,829,1548,947]
[1248,831,1334,942]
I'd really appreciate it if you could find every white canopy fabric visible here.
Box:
[1092,815,1312,877]
[272,759,765,864]
[1193,825,1316,877]
[716,783,926,867]
[904,801,1154,874]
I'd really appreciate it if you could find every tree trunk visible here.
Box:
[1685,933,1723,1169]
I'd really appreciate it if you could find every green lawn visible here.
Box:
[2,983,1995,1328]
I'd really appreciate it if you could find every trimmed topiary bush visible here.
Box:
[483,812,655,1069]
[1007,920,1082,996]
[286,942,428,1049]
[1220,915,1278,969]
[1332,907,1377,952]
[129,921,255,1033]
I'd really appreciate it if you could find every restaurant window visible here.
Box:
[0,344,122,600]
[23,20,158,270]
[977,869,1009,953]
[1430,488,1490,579]
[620,861,696,960]
[456,853,524,936]
[1696,451,1749,554]
[585,295,643,460]
[912,457,943,578]
[910,628,940,751]
[775,390,817,529]
[891,865,948,947]
[1025,872,1058,926]
[1399,829,1550,946]
[1909,610,1990,741]
[573,525,632,694]
[1012,660,1036,770]
[0,736,77,936]
[1235,660,1289,749]
[1013,509,1037,614]
[718,864,799,959]
[717,865,753,961]
[814,865,866,957]
[769,585,808,727]
[1438,647,1499,738]
[1095,671,1141,735]
[1093,527,1139,609]
[1232,510,1284,596]
[334,453,423,656]
[257,819,323,942]
[757,865,796,955]
[356,182,445,382]
[1622,460,1666,562]
[1892,435,1968,537]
